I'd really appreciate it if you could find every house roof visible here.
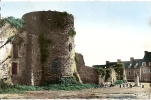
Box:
[92,51,151,69]
[93,59,144,69]
[120,61,130,68]
[122,59,143,69]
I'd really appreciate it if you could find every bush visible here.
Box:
[114,80,124,85]
[69,29,76,37]
[5,16,25,29]
[59,77,80,85]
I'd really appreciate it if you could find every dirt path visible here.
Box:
[0,83,151,99]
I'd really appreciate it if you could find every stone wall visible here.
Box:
[0,23,17,84]
[12,11,81,85]
[76,53,99,84]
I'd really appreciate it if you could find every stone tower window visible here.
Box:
[69,43,72,52]
[12,62,18,75]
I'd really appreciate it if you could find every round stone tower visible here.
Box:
[14,11,82,85]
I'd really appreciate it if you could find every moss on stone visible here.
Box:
[18,36,24,48]
[38,33,52,63]
[69,29,76,37]
[0,19,6,28]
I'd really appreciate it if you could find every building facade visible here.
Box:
[93,51,151,82]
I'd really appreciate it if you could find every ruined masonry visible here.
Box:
[0,11,82,85]
[0,23,17,84]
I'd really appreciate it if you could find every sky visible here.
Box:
[1,0,151,66]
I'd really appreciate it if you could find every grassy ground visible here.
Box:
[0,83,97,93]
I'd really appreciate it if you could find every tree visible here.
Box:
[97,67,111,82]
[112,63,125,80]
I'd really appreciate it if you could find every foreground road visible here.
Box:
[0,83,150,99]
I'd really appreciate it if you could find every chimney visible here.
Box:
[130,57,134,62]
[144,51,148,55]
[106,61,110,65]
[117,59,121,63]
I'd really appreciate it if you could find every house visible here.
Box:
[123,51,151,82]
[118,51,151,82]
[93,51,151,82]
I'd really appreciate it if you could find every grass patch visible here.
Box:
[42,83,96,91]
[0,83,96,93]
[0,77,96,93]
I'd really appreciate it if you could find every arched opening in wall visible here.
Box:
[69,43,72,52]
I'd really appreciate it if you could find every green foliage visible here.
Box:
[62,11,72,17]
[5,35,15,45]
[62,11,68,16]
[0,79,96,93]
[6,16,25,29]
[42,83,96,91]
[2,16,25,30]
[105,68,111,82]
[97,67,111,82]
[97,67,106,77]
[69,29,76,37]
[75,53,80,71]
[0,35,15,49]
[113,63,125,80]
[0,80,42,93]
[114,80,124,85]
[38,34,52,63]
[0,19,6,28]
[59,77,80,85]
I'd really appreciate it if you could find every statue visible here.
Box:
[134,73,140,87]
[135,73,137,77]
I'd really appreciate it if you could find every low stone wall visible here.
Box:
[76,53,99,84]
[78,66,99,84]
